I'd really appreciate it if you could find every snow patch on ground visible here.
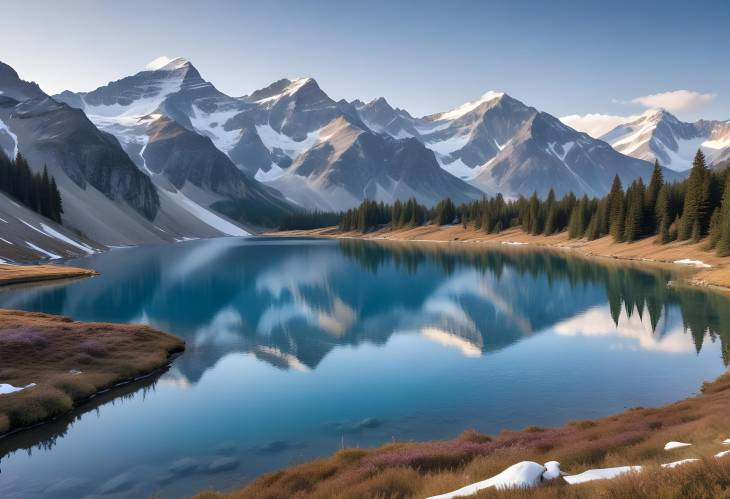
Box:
[25,242,61,259]
[674,259,711,268]
[167,190,249,236]
[501,241,528,246]
[664,441,692,450]
[0,382,36,395]
[189,105,243,153]
[662,459,699,468]
[40,223,95,254]
[427,461,555,498]
[563,466,642,485]
[716,450,730,458]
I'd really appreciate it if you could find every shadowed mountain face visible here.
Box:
[2,237,729,499]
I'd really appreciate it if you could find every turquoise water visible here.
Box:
[0,237,728,498]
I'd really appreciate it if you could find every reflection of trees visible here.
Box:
[340,240,730,366]
[0,375,160,461]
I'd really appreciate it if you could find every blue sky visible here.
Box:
[2,0,728,122]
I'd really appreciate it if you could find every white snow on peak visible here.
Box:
[145,56,188,71]
[255,163,286,182]
[255,78,312,104]
[435,91,504,121]
[255,124,323,159]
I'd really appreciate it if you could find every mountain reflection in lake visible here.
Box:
[0,237,728,499]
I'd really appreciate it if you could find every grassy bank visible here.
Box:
[0,263,97,287]
[0,309,185,435]
[271,225,730,292]
[196,372,730,498]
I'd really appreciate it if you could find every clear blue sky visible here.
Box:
[2,0,728,121]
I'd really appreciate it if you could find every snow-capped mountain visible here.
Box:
[57,61,483,211]
[354,91,680,197]
[54,58,292,228]
[568,109,730,171]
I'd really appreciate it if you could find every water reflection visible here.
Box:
[0,237,729,499]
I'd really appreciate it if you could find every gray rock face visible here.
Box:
[599,110,730,171]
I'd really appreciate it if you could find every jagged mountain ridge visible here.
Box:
[596,109,730,171]
[353,92,683,197]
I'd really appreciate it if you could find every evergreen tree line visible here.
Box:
[0,152,63,223]
[286,150,730,257]
[278,210,342,230]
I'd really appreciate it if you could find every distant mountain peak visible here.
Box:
[145,56,190,72]
[430,90,505,121]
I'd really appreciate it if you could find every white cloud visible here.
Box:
[630,90,717,115]
[560,113,640,138]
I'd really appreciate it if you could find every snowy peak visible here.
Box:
[599,108,728,171]
[426,90,505,122]
[247,77,317,104]
[144,56,191,72]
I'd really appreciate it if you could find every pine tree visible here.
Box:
[717,173,730,256]
[608,175,625,242]
[707,207,722,249]
[644,160,663,231]
[623,179,645,242]
[543,189,557,234]
[679,149,709,240]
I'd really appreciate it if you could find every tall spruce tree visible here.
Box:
[608,175,625,242]
[679,149,710,240]
[644,160,663,231]
[543,189,557,235]
[717,172,730,257]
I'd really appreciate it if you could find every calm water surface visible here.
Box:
[0,237,729,498]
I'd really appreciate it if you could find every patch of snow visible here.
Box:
[427,461,554,498]
[255,124,323,159]
[716,450,730,459]
[189,104,243,153]
[25,242,61,259]
[664,441,692,450]
[440,158,478,180]
[254,78,312,104]
[255,163,286,182]
[39,223,95,255]
[662,459,699,469]
[434,91,504,121]
[0,382,36,395]
[0,237,12,245]
[673,259,711,268]
[724,439,730,445]
[426,133,471,157]
[167,190,249,236]
[145,56,184,71]
[563,466,642,485]
[69,369,82,375]
[0,217,7,223]
[501,241,528,246]
[82,73,184,119]
[542,461,563,480]
[0,117,19,159]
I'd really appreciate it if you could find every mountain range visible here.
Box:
[563,109,730,171]
[0,56,724,261]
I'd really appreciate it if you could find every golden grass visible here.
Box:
[272,226,730,292]
[0,263,97,287]
[0,309,184,435]
[195,371,730,499]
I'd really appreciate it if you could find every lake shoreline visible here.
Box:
[0,264,186,437]
[196,364,730,498]
[268,226,730,293]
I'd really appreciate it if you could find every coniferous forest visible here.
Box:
[0,152,63,223]
[283,150,730,257]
